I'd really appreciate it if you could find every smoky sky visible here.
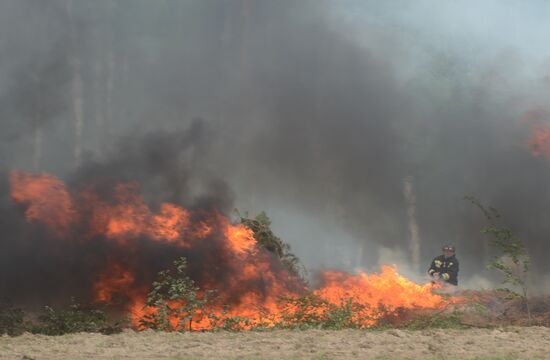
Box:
[0,122,243,305]
[2,0,550,288]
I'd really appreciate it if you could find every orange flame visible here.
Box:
[9,171,77,236]
[524,109,550,163]
[315,266,445,326]
[94,262,135,303]
[9,170,453,330]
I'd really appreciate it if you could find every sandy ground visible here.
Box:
[1,327,549,360]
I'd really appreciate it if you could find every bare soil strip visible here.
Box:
[1,327,549,360]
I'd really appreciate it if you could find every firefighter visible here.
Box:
[428,245,459,286]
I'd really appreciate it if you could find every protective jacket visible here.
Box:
[428,255,459,285]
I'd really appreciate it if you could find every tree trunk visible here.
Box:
[65,0,85,168]
[93,58,105,153]
[403,176,421,274]
[519,262,532,325]
[32,119,42,172]
[104,49,115,148]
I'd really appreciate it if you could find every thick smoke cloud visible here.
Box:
[0,121,236,305]
[0,43,70,141]
[72,118,233,212]
[2,0,550,290]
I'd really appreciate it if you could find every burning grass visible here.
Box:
[5,170,546,338]
[6,170,456,334]
[4,285,547,338]
[7,171,543,336]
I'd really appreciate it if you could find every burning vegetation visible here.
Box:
[6,170,452,332]
[525,109,550,164]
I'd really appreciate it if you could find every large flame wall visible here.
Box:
[9,170,448,329]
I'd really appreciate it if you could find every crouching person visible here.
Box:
[428,245,459,293]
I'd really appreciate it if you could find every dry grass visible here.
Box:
[1,327,549,360]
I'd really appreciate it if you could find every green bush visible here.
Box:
[276,293,329,329]
[0,300,26,336]
[465,196,532,324]
[401,310,465,330]
[238,210,308,283]
[33,300,119,335]
[275,294,391,330]
[139,257,217,331]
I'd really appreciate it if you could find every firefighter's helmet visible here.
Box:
[442,245,455,252]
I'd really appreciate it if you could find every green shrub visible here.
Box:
[275,294,390,330]
[139,257,217,331]
[323,298,367,329]
[276,293,329,329]
[238,210,308,283]
[0,300,26,336]
[33,300,118,335]
[465,196,532,324]
[402,310,465,330]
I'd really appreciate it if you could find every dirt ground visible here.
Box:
[1,327,549,360]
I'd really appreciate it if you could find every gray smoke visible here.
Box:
[2,0,550,289]
[0,120,237,305]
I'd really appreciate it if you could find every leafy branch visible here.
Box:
[236,210,308,283]
[465,196,532,324]
[140,257,217,331]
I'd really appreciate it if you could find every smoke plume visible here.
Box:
[2,0,550,292]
